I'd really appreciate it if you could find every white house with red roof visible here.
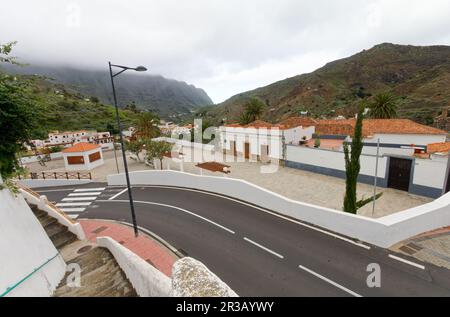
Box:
[220,119,316,162]
[62,142,104,171]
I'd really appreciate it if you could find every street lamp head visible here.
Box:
[135,66,148,72]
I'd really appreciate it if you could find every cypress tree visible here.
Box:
[343,107,365,214]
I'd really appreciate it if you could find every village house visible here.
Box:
[61,142,104,171]
[219,117,449,198]
[313,118,448,156]
[219,118,316,162]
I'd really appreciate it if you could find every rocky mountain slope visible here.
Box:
[203,43,450,126]
[2,64,213,120]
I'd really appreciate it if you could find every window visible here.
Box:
[89,151,101,163]
[67,156,84,165]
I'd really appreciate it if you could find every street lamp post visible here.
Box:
[108,62,147,237]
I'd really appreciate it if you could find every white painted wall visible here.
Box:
[97,237,171,297]
[20,190,86,240]
[0,189,66,297]
[220,127,284,159]
[413,158,448,189]
[63,148,104,171]
[286,146,388,178]
[362,146,414,157]
[366,134,446,146]
[107,170,450,248]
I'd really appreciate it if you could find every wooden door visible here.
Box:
[244,142,250,159]
[231,141,237,157]
[388,157,412,192]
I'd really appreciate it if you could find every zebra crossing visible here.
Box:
[55,187,106,219]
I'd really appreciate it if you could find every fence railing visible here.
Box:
[17,183,77,225]
[22,171,92,180]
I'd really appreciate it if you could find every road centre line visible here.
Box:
[298,264,362,297]
[108,188,129,201]
[97,200,236,235]
[243,237,284,259]
[388,255,425,270]
[137,186,371,250]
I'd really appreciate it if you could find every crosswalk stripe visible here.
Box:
[68,192,101,197]
[74,188,106,192]
[59,208,86,213]
[68,215,79,219]
[56,202,92,207]
[62,197,97,201]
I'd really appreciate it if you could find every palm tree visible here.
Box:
[239,98,265,124]
[368,93,399,119]
[135,111,161,140]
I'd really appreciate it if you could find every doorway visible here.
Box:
[230,141,237,157]
[260,145,269,162]
[388,157,413,192]
[244,142,250,159]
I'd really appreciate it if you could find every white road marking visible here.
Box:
[97,200,236,235]
[108,188,129,201]
[74,188,106,192]
[140,186,371,250]
[68,192,101,197]
[62,197,97,201]
[298,265,362,297]
[68,215,79,219]
[388,255,425,270]
[59,208,86,213]
[56,202,92,207]
[36,188,75,193]
[243,237,284,259]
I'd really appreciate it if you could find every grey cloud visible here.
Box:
[1,0,450,102]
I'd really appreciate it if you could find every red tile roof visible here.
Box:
[278,117,318,129]
[427,142,450,154]
[224,118,447,136]
[62,142,101,153]
[316,119,447,137]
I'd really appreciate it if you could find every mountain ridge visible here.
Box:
[1,63,213,120]
[202,43,450,127]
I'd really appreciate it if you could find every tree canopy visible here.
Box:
[0,42,37,179]
[368,92,399,119]
[239,98,265,125]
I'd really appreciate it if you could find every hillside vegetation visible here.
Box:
[202,43,450,126]
[2,64,213,120]
[2,72,141,139]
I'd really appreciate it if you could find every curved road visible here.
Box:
[36,183,450,297]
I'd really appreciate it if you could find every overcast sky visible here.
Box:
[2,0,450,103]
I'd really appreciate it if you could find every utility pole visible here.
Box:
[372,139,380,216]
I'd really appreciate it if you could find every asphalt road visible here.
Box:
[35,183,450,297]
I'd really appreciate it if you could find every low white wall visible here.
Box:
[155,137,215,151]
[107,170,450,248]
[97,237,171,297]
[413,158,447,189]
[20,190,86,240]
[287,146,388,178]
[18,179,92,188]
[50,152,63,160]
[0,189,66,297]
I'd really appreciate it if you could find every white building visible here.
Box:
[62,142,104,171]
[44,130,113,148]
[220,118,316,161]
[315,119,448,156]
